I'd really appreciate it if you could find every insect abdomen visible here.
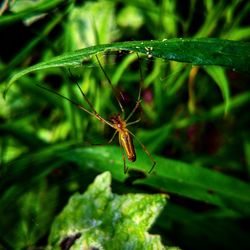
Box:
[119,131,136,162]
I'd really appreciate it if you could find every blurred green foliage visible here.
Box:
[0,0,250,249]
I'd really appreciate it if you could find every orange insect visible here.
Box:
[38,54,156,173]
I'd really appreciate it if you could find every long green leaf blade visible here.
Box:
[4,38,250,97]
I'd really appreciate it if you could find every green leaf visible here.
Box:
[64,146,250,215]
[0,0,66,25]
[3,142,250,216]
[139,91,250,153]
[47,172,167,250]
[4,38,250,97]
[0,182,58,250]
[204,66,230,114]
[67,1,117,49]
[244,136,250,179]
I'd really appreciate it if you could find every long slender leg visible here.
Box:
[67,69,116,128]
[128,130,156,173]
[68,69,98,114]
[136,52,143,101]
[95,55,125,113]
[108,131,118,143]
[125,53,143,123]
[36,84,115,129]
[126,118,141,127]
[119,139,128,174]
[125,99,141,123]
[123,150,128,174]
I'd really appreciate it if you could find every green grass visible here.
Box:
[0,0,250,249]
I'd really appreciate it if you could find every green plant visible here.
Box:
[1,1,250,249]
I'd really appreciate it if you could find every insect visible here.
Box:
[38,54,156,173]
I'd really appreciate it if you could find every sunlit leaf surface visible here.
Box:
[47,172,167,250]
[5,38,250,96]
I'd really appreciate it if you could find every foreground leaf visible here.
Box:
[2,142,250,217]
[4,38,250,97]
[47,171,167,250]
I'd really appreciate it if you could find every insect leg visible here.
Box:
[126,118,141,127]
[128,130,156,173]
[119,141,128,174]
[108,131,118,144]
[136,52,143,101]
[68,69,99,114]
[118,135,128,173]
[67,70,115,128]
[36,83,114,129]
[125,53,143,123]
[125,99,142,123]
[95,55,125,113]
